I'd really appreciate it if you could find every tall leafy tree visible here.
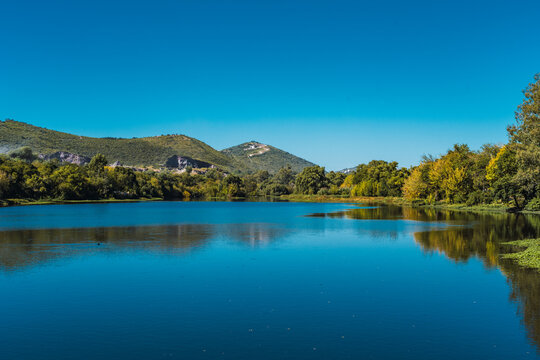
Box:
[350,160,408,197]
[486,146,521,207]
[295,166,328,194]
[8,146,37,162]
[88,154,108,175]
[507,73,540,205]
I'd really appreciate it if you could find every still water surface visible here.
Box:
[0,201,539,359]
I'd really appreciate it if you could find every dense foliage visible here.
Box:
[0,152,317,202]
[347,160,409,197]
[1,74,539,210]
[402,74,540,209]
[0,151,349,202]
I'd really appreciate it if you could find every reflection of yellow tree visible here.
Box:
[485,241,498,266]
[408,210,540,352]
[412,213,540,266]
[322,204,540,351]
[415,229,487,264]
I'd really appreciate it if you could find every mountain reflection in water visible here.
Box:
[0,202,539,357]
[0,223,287,272]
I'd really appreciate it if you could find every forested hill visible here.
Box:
[0,120,248,172]
[0,120,243,171]
[221,141,315,173]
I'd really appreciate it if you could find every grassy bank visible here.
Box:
[279,194,409,205]
[279,194,513,213]
[502,239,540,272]
[0,197,163,207]
[0,194,536,216]
[423,202,510,213]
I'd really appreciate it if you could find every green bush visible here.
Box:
[317,187,330,195]
[426,193,436,205]
[466,191,484,206]
[525,198,540,211]
[411,199,425,206]
[263,183,290,196]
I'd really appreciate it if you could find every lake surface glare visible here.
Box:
[0,201,539,359]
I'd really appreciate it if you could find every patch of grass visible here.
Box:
[502,239,540,271]
[424,202,509,213]
[279,194,408,205]
[279,195,520,214]
[1,197,162,207]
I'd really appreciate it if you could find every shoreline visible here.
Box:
[0,197,164,207]
[1,195,540,271]
[2,194,540,215]
[277,194,536,214]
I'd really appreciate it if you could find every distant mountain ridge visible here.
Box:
[221,141,315,173]
[0,120,315,173]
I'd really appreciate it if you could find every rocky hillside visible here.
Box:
[0,120,243,172]
[221,141,315,173]
[0,120,316,174]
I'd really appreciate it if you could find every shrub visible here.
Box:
[466,191,484,206]
[411,199,425,206]
[264,184,290,196]
[426,193,436,205]
[453,193,467,204]
[524,198,540,211]
[317,187,330,195]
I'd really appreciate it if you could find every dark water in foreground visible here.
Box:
[0,201,539,359]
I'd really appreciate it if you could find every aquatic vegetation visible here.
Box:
[503,239,540,271]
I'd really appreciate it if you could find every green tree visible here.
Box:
[326,171,346,187]
[254,170,271,184]
[295,166,327,194]
[50,165,90,200]
[9,146,36,162]
[350,160,408,197]
[486,145,521,207]
[223,174,245,197]
[507,73,540,205]
[273,166,295,186]
[87,154,108,175]
[0,170,10,199]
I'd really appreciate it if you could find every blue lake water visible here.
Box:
[0,201,539,359]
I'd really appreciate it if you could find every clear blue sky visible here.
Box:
[1,0,539,170]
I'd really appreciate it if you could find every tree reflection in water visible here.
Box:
[0,224,215,271]
[0,205,539,352]
[321,205,540,352]
[0,223,289,272]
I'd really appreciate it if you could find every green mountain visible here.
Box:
[0,120,242,171]
[221,141,315,173]
[0,120,315,173]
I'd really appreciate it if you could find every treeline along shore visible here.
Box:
[1,74,539,213]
